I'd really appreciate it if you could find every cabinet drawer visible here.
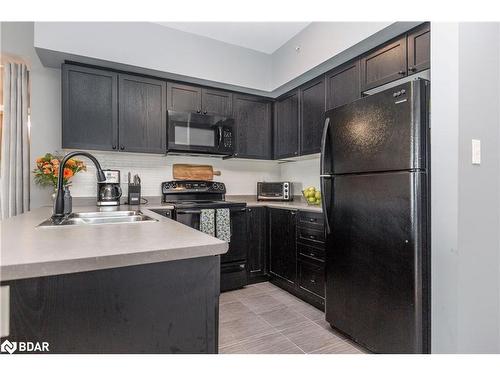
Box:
[297,243,324,262]
[298,258,325,298]
[298,210,324,227]
[297,225,325,245]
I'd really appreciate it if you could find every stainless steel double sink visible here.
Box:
[38,210,158,227]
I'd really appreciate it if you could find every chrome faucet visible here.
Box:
[52,151,106,218]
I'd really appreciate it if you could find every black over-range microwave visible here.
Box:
[167,110,234,156]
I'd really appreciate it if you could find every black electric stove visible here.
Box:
[153,180,247,292]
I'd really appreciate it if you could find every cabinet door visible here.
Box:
[274,91,299,159]
[407,23,430,74]
[298,257,325,298]
[202,88,233,116]
[360,36,407,91]
[326,60,361,110]
[221,208,248,264]
[300,77,325,155]
[233,94,272,159]
[247,207,268,281]
[118,75,167,154]
[167,82,202,113]
[62,64,118,151]
[269,208,297,285]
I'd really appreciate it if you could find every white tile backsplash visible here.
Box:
[279,157,321,193]
[67,151,282,197]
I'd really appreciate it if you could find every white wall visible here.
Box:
[456,22,500,353]
[34,22,273,92]
[431,22,500,354]
[271,22,391,88]
[279,157,320,193]
[33,22,421,96]
[0,22,288,207]
[430,22,460,354]
[1,22,61,209]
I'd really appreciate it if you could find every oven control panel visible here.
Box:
[162,180,226,194]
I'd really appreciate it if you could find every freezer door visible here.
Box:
[327,80,428,174]
[325,171,429,353]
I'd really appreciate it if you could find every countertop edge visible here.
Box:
[1,241,228,282]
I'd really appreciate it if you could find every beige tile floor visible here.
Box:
[219,282,366,354]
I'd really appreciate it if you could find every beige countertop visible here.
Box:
[226,195,323,212]
[0,204,228,282]
[76,195,323,212]
[1,195,321,282]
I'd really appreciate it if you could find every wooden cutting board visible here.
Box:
[173,164,222,181]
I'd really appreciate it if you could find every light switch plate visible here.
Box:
[0,286,9,338]
[472,139,481,165]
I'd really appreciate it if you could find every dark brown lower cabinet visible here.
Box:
[268,208,297,286]
[298,256,325,299]
[246,207,268,284]
[268,208,326,311]
[3,257,220,353]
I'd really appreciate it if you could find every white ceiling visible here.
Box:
[155,22,311,54]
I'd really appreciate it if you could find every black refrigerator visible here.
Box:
[321,79,431,354]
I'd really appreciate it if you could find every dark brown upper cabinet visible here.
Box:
[62,64,118,151]
[201,88,233,116]
[299,77,325,155]
[118,74,167,154]
[167,83,232,116]
[233,94,272,159]
[167,82,202,113]
[326,59,361,110]
[360,36,408,91]
[407,23,430,74]
[274,90,299,159]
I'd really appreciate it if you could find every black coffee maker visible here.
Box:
[97,169,122,206]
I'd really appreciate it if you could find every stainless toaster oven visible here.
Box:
[257,182,293,201]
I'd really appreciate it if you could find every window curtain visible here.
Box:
[1,62,30,219]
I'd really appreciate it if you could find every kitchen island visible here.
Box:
[0,205,228,353]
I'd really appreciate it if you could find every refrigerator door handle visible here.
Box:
[320,117,332,234]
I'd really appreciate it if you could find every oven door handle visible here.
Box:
[176,209,202,215]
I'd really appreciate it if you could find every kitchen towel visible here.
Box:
[200,209,215,237]
[216,208,231,243]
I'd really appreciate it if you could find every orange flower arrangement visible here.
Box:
[33,153,86,188]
